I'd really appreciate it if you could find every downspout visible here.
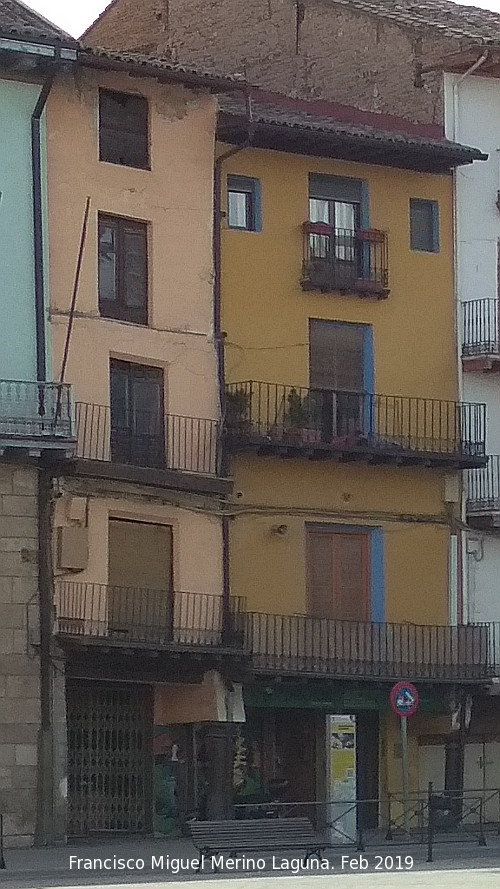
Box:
[450,51,488,626]
[452,52,488,143]
[31,50,60,847]
[213,93,254,637]
[449,51,488,802]
[32,47,60,382]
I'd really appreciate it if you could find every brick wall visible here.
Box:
[85,0,463,125]
[84,0,167,52]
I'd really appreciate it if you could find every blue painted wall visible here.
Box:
[0,77,49,382]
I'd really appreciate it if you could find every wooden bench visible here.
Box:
[189,817,326,871]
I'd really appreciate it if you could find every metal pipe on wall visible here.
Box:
[213,93,254,628]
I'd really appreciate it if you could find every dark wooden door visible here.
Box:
[110,360,164,467]
[355,711,379,829]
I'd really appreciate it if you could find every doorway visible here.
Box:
[309,320,373,442]
[67,682,153,835]
[108,519,173,640]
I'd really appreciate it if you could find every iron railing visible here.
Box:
[53,582,500,677]
[54,582,246,649]
[302,223,389,296]
[462,299,500,357]
[467,456,500,513]
[225,381,486,466]
[232,788,499,860]
[0,380,73,440]
[75,403,220,474]
[245,612,494,681]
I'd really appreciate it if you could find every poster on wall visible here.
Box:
[327,714,357,844]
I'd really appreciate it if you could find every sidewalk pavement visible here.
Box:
[1,832,500,887]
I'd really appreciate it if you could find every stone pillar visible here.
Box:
[204,723,235,820]
[0,466,40,846]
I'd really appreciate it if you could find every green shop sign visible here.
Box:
[244,681,447,714]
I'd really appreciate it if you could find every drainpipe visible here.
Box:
[452,52,488,144]
[32,48,60,382]
[213,93,254,634]
[450,51,488,634]
[31,50,60,847]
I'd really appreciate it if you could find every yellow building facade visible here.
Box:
[42,52,246,838]
[218,99,487,815]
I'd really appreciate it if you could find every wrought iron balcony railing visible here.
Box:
[245,612,495,682]
[301,223,389,297]
[462,299,500,358]
[467,456,500,517]
[0,380,73,443]
[75,403,220,475]
[225,382,486,468]
[54,582,500,678]
[54,582,246,650]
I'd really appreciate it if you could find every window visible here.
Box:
[307,174,364,286]
[309,320,373,440]
[110,360,164,468]
[227,175,262,231]
[410,199,439,252]
[99,89,149,169]
[307,527,370,621]
[108,519,172,634]
[98,215,148,325]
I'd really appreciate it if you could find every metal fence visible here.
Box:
[302,223,389,296]
[462,298,500,356]
[245,612,495,681]
[75,403,220,474]
[0,380,73,440]
[225,381,486,464]
[467,455,500,513]
[55,582,246,649]
[233,786,500,861]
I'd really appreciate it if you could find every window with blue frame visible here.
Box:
[306,524,384,622]
[227,175,262,231]
[309,319,374,442]
[409,199,439,253]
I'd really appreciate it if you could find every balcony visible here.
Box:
[55,582,246,652]
[462,299,500,371]
[74,403,229,495]
[301,223,389,298]
[245,612,495,682]
[224,382,486,469]
[0,379,74,456]
[467,456,500,529]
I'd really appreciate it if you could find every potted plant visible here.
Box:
[284,389,321,444]
[225,387,251,435]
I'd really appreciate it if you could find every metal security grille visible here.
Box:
[67,684,152,835]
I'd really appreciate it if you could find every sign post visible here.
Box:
[390,681,419,835]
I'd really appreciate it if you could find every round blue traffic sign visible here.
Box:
[390,681,419,718]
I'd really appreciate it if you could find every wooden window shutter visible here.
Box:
[307,528,370,621]
[307,530,335,618]
[333,532,370,622]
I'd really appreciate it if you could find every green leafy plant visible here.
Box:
[225,387,251,429]
[285,389,322,443]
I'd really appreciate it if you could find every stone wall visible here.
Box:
[0,464,40,845]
